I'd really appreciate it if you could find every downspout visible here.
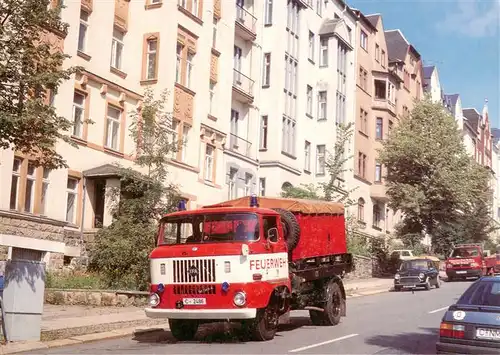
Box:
[253,3,264,194]
[80,177,87,253]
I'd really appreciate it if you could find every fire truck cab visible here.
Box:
[145,196,353,341]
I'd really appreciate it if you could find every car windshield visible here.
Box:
[457,280,500,307]
[450,247,479,258]
[157,213,259,245]
[400,260,428,271]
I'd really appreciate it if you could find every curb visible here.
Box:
[346,287,390,298]
[1,324,170,354]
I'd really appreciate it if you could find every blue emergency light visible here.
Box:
[177,200,187,211]
[250,194,259,207]
[221,281,230,292]
[157,283,165,293]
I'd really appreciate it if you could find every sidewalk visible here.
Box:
[1,277,393,354]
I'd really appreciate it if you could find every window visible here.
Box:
[375,162,382,182]
[146,37,158,80]
[106,105,121,151]
[358,152,367,178]
[374,79,387,100]
[204,145,214,181]
[244,173,252,195]
[186,52,194,88]
[389,120,393,134]
[304,141,311,171]
[176,43,182,83]
[359,67,368,91]
[357,198,365,222]
[375,117,383,140]
[72,92,85,138]
[260,115,268,149]
[66,177,79,224]
[375,43,380,62]
[373,204,381,228]
[381,50,386,67]
[263,53,271,87]
[191,0,198,16]
[24,162,36,213]
[10,158,20,210]
[212,17,217,48]
[316,0,322,16]
[282,116,296,156]
[228,168,237,199]
[359,108,368,134]
[259,178,266,196]
[308,31,314,61]
[319,38,328,66]
[180,124,190,162]
[78,10,89,52]
[170,119,179,158]
[306,85,313,116]
[316,145,325,175]
[209,82,215,115]
[110,29,124,70]
[336,42,347,125]
[40,169,50,216]
[318,91,327,120]
[176,42,195,89]
[230,109,239,148]
[360,30,367,50]
[264,0,273,25]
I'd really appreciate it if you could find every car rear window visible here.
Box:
[457,281,500,307]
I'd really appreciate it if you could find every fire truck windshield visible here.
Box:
[450,247,479,258]
[157,213,260,245]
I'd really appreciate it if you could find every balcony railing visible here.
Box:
[235,4,257,34]
[232,69,254,97]
[229,133,252,157]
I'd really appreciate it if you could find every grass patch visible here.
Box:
[46,272,106,290]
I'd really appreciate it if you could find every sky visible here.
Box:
[348,0,500,128]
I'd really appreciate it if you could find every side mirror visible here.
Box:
[267,227,278,243]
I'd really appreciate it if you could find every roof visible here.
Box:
[83,164,121,178]
[463,108,481,131]
[351,9,378,32]
[444,93,460,108]
[365,14,380,29]
[491,128,500,144]
[385,29,421,63]
[318,18,342,36]
[204,196,345,215]
[422,66,435,79]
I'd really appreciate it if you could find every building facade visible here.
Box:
[350,10,424,239]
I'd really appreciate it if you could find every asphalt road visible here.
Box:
[25,280,472,354]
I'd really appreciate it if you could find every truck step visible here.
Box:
[304,306,324,312]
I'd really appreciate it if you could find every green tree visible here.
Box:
[89,89,181,290]
[379,97,494,253]
[0,0,79,168]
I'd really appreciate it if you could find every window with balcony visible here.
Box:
[360,30,367,51]
[106,105,121,151]
[359,108,368,134]
[318,91,327,120]
[66,177,79,224]
[264,0,273,25]
[357,198,365,222]
[263,53,271,87]
[308,31,314,61]
[319,38,328,67]
[260,115,268,150]
[304,141,311,171]
[306,85,313,116]
[375,117,383,140]
[375,161,382,182]
[204,145,214,182]
[358,152,367,178]
[72,91,85,138]
[111,29,124,71]
[374,79,387,100]
[316,144,325,175]
[78,10,89,53]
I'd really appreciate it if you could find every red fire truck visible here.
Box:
[145,196,354,341]
[445,243,497,280]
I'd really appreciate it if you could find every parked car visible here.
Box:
[391,249,415,261]
[436,276,500,354]
[445,243,497,281]
[394,257,441,291]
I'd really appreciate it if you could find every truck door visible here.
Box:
[263,216,287,254]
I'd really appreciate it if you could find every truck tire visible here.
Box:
[309,280,343,326]
[242,304,279,341]
[169,319,199,341]
[273,208,300,251]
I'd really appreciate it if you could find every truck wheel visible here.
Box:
[243,304,279,341]
[273,208,300,250]
[168,319,199,341]
[309,280,343,326]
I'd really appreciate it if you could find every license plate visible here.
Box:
[182,298,206,305]
[476,328,500,341]
[403,285,415,288]
[456,271,467,274]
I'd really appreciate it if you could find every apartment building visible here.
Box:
[258,0,357,197]
[350,11,423,238]
[0,0,266,268]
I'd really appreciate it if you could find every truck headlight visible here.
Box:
[148,293,160,307]
[395,274,400,280]
[419,273,425,280]
[233,291,246,307]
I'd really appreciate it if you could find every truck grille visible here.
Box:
[400,277,420,285]
[173,284,217,295]
[172,259,216,283]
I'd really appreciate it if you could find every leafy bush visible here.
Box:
[45,271,105,290]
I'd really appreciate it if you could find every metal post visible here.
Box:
[0,296,8,342]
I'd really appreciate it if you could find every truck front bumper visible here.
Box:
[446,268,482,278]
[145,307,257,320]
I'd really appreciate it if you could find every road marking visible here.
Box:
[428,306,449,314]
[288,333,359,353]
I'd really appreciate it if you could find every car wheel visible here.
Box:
[394,285,402,292]
[425,278,431,291]
[435,277,441,289]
